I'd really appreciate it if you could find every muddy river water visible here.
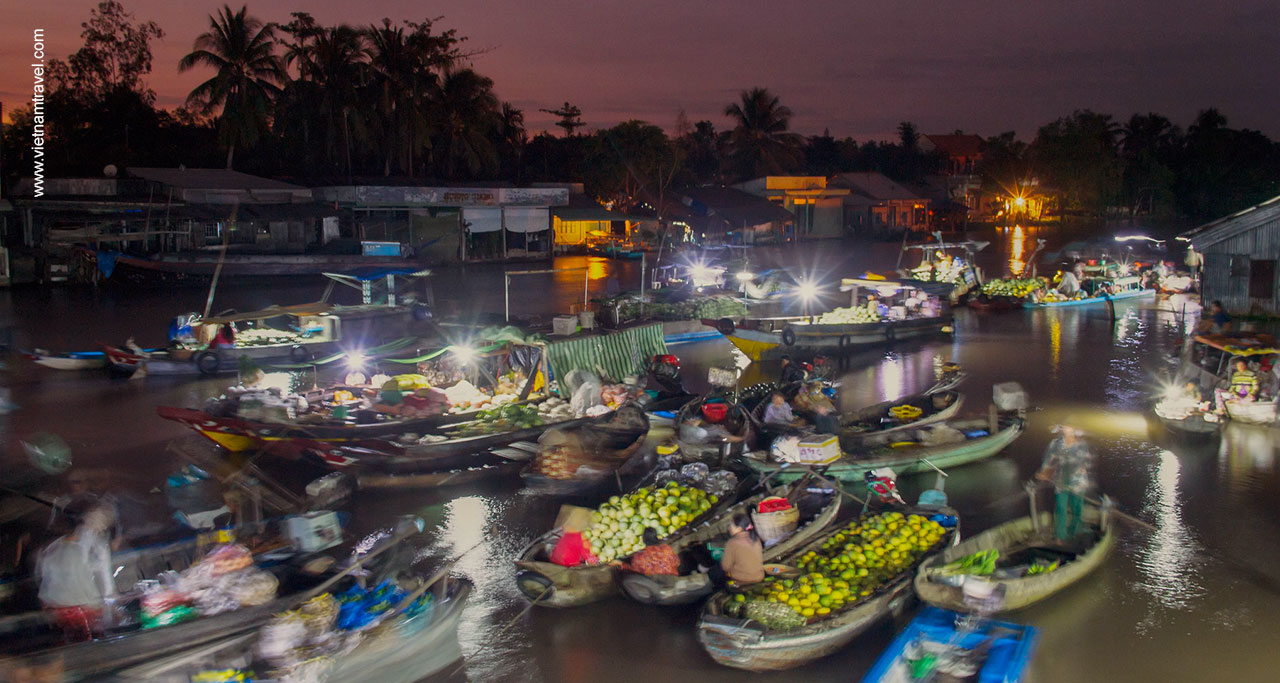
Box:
[2,233,1278,682]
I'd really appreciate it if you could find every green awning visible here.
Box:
[545,323,667,390]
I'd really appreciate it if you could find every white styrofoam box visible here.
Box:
[993,382,1029,412]
[578,310,596,330]
[552,315,579,336]
[797,435,840,464]
[282,511,343,552]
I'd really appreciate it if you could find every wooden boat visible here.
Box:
[914,505,1115,613]
[296,414,595,473]
[860,607,1038,683]
[618,477,841,606]
[696,506,958,671]
[0,517,422,680]
[519,404,654,496]
[840,388,963,437]
[1153,412,1221,439]
[513,465,755,608]
[1171,332,1280,427]
[105,575,472,683]
[897,238,988,304]
[1023,274,1155,308]
[107,252,425,287]
[674,394,756,464]
[24,349,110,370]
[746,416,1024,484]
[708,277,952,362]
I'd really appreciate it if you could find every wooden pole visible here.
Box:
[203,202,236,318]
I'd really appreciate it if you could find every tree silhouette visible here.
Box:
[540,102,584,137]
[178,5,284,169]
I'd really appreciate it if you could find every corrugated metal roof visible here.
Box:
[829,172,923,201]
[1181,194,1280,249]
[129,168,306,191]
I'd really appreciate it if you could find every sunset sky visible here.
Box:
[3,0,1278,140]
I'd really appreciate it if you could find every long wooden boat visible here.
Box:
[746,416,1024,484]
[296,414,596,473]
[860,607,1038,683]
[108,253,424,287]
[618,477,841,606]
[914,506,1114,613]
[710,315,953,362]
[24,349,110,370]
[696,506,958,671]
[157,401,497,454]
[513,468,749,608]
[519,404,654,496]
[1023,275,1155,309]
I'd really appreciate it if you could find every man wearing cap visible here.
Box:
[1035,426,1095,542]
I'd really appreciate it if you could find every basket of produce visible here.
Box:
[752,497,799,543]
[169,347,196,361]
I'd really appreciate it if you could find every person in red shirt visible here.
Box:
[550,507,597,567]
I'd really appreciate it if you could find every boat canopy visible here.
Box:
[202,302,333,324]
[1193,333,1280,356]
[903,240,989,252]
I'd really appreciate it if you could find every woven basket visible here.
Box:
[752,504,800,544]
[168,348,196,361]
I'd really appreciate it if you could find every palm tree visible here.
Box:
[723,87,803,180]
[307,26,368,178]
[178,5,284,169]
[497,102,526,179]
[432,67,500,179]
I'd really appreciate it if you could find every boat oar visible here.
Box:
[991,482,1280,598]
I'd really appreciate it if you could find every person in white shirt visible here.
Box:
[37,501,115,641]
[1057,263,1085,296]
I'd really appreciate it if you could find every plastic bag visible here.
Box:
[141,604,197,629]
[203,544,253,575]
[679,462,710,484]
[770,436,803,463]
[571,378,604,417]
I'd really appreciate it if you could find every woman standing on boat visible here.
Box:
[1035,426,1095,543]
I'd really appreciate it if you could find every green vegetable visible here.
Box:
[940,549,999,576]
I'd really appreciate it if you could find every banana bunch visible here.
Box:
[940,549,999,576]
[809,306,881,325]
[888,404,923,420]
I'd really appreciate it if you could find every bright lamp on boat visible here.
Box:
[452,344,478,365]
[345,350,367,370]
[795,279,820,302]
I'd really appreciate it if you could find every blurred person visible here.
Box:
[762,392,798,426]
[550,507,597,567]
[37,500,116,642]
[1056,262,1084,296]
[1035,426,1095,542]
[1214,359,1259,415]
[712,511,763,586]
[779,355,807,384]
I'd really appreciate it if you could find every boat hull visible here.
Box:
[697,507,958,671]
[1023,288,1155,308]
[914,509,1114,612]
[720,316,952,362]
[860,607,1037,683]
[748,417,1023,484]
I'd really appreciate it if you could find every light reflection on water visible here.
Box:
[1135,448,1203,623]
[1009,225,1026,276]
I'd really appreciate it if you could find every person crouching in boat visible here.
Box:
[865,468,906,506]
[763,392,802,427]
[36,500,116,642]
[711,512,764,588]
[1035,426,1095,543]
[550,507,598,567]
[1214,360,1259,416]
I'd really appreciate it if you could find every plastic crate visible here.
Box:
[552,315,579,336]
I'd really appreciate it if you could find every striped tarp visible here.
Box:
[546,323,668,391]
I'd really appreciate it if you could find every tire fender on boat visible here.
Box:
[515,569,556,601]
[715,318,736,336]
[290,344,313,364]
[620,573,662,604]
[195,351,221,376]
[781,327,797,347]
[885,325,896,342]
[838,334,851,349]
